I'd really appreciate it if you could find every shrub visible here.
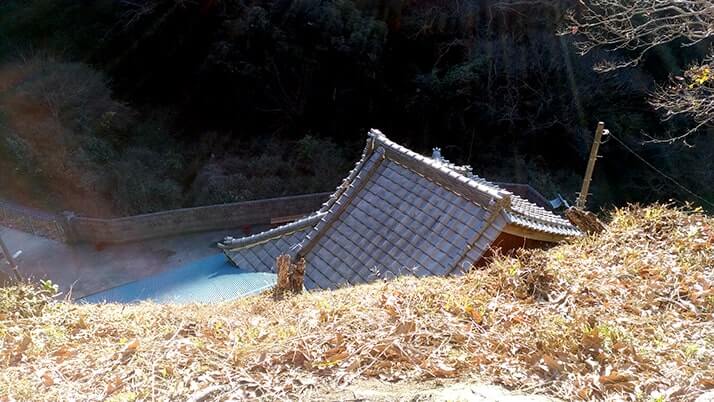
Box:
[0,280,58,319]
[0,57,190,215]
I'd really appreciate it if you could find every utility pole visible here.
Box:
[576,122,607,210]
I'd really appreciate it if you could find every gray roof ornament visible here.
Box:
[548,194,570,210]
[432,147,443,162]
[432,146,474,178]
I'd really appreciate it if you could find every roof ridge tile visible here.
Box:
[369,129,580,237]
[219,211,326,251]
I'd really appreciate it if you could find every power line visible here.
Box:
[607,132,714,209]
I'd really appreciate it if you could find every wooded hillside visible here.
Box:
[0,0,711,215]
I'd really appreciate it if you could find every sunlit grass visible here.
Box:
[1,204,713,400]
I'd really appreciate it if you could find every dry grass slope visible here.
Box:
[1,205,713,401]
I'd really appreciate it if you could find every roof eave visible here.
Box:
[219,212,325,251]
[502,223,575,243]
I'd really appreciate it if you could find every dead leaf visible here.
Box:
[581,331,603,353]
[9,335,32,364]
[119,339,140,360]
[576,386,591,400]
[278,350,311,368]
[323,345,348,363]
[542,354,561,374]
[699,377,714,389]
[470,354,491,366]
[330,333,344,346]
[16,335,32,354]
[465,305,483,324]
[599,371,635,391]
[327,351,349,364]
[600,371,632,384]
[370,341,411,361]
[52,346,77,362]
[429,361,458,377]
[612,341,628,353]
[104,376,123,396]
[38,370,54,386]
[392,321,416,336]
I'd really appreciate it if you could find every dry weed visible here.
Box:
[1,204,712,401]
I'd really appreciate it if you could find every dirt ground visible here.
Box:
[303,378,558,401]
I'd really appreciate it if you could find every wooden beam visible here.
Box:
[0,235,16,268]
[0,234,22,282]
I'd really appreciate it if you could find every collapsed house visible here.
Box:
[220,130,581,289]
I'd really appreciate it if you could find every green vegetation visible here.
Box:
[0,279,58,320]
[0,56,349,215]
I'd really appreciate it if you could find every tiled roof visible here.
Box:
[365,131,579,237]
[222,129,580,289]
[219,213,321,273]
[290,152,508,289]
[471,176,580,237]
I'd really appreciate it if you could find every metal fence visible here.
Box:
[0,199,66,241]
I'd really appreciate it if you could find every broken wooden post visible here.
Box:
[276,254,291,293]
[565,207,606,235]
[275,254,306,295]
[290,258,305,293]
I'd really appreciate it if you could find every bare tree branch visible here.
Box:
[649,55,714,143]
[561,0,714,71]
[559,0,714,140]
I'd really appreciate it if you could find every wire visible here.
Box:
[607,132,714,209]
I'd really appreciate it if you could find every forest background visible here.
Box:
[0,0,711,217]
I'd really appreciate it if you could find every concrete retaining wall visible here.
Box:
[2,193,329,244]
[63,192,330,244]
[4,184,551,245]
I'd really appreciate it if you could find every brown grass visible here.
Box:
[1,204,713,401]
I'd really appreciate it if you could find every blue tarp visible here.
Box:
[80,254,275,304]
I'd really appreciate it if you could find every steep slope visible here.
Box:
[1,205,713,401]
